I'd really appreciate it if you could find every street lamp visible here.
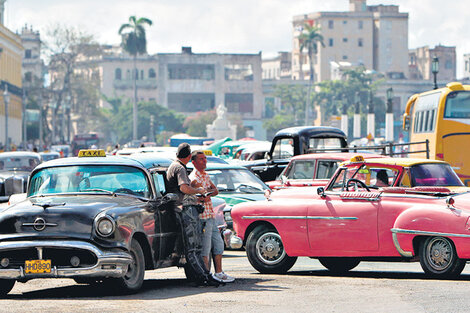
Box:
[432,56,439,90]
[3,85,9,151]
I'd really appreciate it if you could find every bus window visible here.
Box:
[444,91,470,118]
[429,109,435,131]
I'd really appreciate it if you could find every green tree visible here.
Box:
[101,99,184,144]
[183,110,216,137]
[118,16,153,141]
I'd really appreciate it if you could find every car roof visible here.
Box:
[291,152,385,161]
[344,157,448,167]
[125,153,174,169]
[205,163,248,171]
[34,155,148,171]
[274,126,347,139]
[0,151,41,158]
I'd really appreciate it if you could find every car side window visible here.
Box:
[316,161,338,179]
[399,168,412,187]
[287,160,315,179]
[152,172,166,197]
[272,139,294,160]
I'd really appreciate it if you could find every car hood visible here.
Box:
[215,193,266,206]
[0,195,144,240]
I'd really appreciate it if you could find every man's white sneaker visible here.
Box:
[212,272,235,283]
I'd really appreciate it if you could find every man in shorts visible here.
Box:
[189,150,235,283]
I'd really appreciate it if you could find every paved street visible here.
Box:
[3,250,470,313]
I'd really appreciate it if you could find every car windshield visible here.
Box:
[207,168,268,193]
[410,163,463,186]
[328,164,399,191]
[0,155,40,171]
[28,165,151,198]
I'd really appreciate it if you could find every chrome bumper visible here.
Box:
[223,230,243,250]
[0,240,132,280]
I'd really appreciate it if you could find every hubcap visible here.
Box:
[255,232,286,265]
[426,237,453,271]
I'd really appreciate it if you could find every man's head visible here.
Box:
[191,150,207,171]
[176,142,191,163]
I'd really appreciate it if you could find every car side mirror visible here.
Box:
[317,187,326,198]
[149,193,178,211]
[280,175,287,184]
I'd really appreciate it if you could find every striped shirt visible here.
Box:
[189,169,214,219]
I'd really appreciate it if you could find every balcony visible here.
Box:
[113,79,157,90]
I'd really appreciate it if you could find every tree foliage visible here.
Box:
[183,110,217,137]
[119,16,153,56]
[101,98,185,144]
[298,23,325,82]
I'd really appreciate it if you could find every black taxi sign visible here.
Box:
[78,149,106,157]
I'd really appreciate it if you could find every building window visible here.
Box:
[329,38,334,47]
[168,93,215,112]
[328,20,334,29]
[24,72,32,83]
[358,20,363,29]
[225,64,253,80]
[148,68,156,78]
[343,38,348,43]
[140,70,144,80]
[168,64,215,80]
[25,49,32,59]
[343,20,347,25]
[358,38,363,47]
[115,68,122,80]
[342,55,348,60]
[445,60,453,69]
[466,61,469,72]
[225,93,253,113]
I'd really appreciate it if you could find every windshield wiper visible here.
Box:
[80,188,115,196]
[218,188,235,192]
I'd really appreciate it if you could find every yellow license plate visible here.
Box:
[25,259,51,274]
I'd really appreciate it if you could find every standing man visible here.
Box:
[190,150,235,283]
[166,143,215,285]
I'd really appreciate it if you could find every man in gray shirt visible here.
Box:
[166,143,217,285]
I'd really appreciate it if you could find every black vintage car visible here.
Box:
[243,126,348,182]
[0,150,218,295]
[0,151,41,202]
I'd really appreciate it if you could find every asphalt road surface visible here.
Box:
[4,250,470,313]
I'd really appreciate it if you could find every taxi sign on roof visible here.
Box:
[350,155,365,163]
[78,149,106,157]
[203,150,213,156]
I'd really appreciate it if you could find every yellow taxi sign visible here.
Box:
[203,150,213,156]
[350,155,365,163]
[78,149,106,157]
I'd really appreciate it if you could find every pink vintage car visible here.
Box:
[266,152,384,190]
[231,156,470,278]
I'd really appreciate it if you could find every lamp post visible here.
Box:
[385,87,394,142]
[3,85,9,151]
[65,95,71,144]
[432,56,439,90]
[367,90,375,140]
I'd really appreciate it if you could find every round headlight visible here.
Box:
[96,217,115,237]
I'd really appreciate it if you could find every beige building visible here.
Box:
[0,0,24,148]
[409,45,456,82]
[292,0,408,82]
[262,52,292,80]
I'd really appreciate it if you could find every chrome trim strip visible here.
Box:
[0,240,132,280]
[391,228,470,239]
[391,232,413,257]
[242,216,357,220]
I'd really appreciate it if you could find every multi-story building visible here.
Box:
[0,0,24,147]
[262,52,292,80]
[156,47,264,139]
[292,0,408,82]
[409,45,456,82]
[464,54,470,79]
[20,25,44,84]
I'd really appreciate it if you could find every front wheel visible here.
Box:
[318,257,360,273]
[116,239,145,292]
[0,279,14,296]
[419,236,465,278]
[246,225,297,274]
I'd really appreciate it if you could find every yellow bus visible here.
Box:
[403,82,470,186]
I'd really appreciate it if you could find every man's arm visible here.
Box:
[180,183,204,195]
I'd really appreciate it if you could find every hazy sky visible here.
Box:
[6,0,470,77]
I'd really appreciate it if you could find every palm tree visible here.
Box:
[118,16,153,141]
[298,24,325,125]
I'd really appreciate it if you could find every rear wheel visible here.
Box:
[419,236,465,278]
[0,280,14,296]
[246,225,297,274]
[318,257,360,273]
